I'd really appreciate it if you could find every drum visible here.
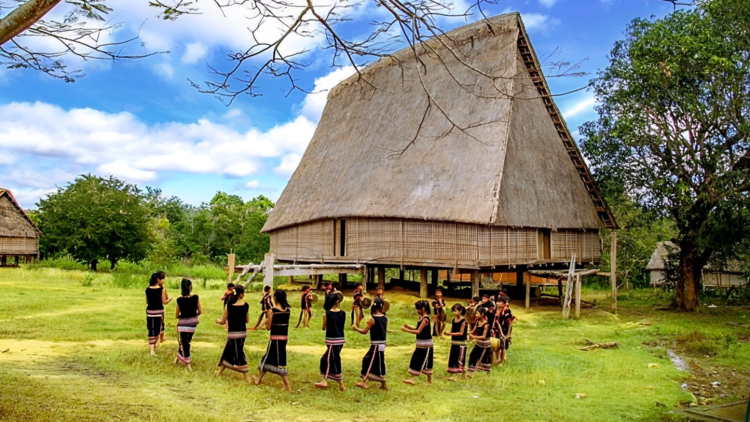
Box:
[491,337,501,353]
[361,296,373,308]
[334,291,344,303]
[382,300,391,313]
[310,293,319,304]
[465,305,477,324]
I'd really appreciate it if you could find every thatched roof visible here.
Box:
[0,188,42,238]
[263,13,614,233]
[647,241,745,273]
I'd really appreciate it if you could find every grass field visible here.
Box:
[0,268,748,421]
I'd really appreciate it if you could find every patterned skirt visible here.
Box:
[447,342,467,373]
[258,335,288,376]
[146,309,164,346]
[219,331,248,373]
[361,343,386,381]
[176,317,199,365]
[320,342,344,381]
[468,342,492,373]
[408,340,434,376]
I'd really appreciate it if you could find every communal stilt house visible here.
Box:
[261,13,617,300]
[0,188,42,266]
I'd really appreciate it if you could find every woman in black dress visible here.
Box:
[215,285,251,383]
[351,297,388,390]
[174,278,201,370]
[315,293,347,391]
[444,303,468,380]
[467,307,492,377]
[145,271,171,355]
[351,284,364,327]
[401,300,433,385]
[254,289,292,392]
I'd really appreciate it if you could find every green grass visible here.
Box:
[0,268,748,421]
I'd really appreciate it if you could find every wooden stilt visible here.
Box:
[525,272,531,310]
[378,267,385,290]
[263,253,275,289]
[338,273,347,288]
[315,274,323,290]
[227,254,236,284]
[420,268,428,298]
[363,265,369,293]
[471,270,480,299]
[611,231,618,313]
[288,275,294,285]
[558,277,564,308]
[576,274,581,319]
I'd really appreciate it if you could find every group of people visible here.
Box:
[144,272,516,392]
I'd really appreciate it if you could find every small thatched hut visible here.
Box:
[647,241,748,289]
[261,13,616,295]
[0,188,42,266]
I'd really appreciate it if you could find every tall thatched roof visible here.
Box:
[0,188,42,238]
[263,13,615,233]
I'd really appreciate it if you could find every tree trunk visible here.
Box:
[678,239,702,312]
[110,260,117,270]
[91,260,98,272]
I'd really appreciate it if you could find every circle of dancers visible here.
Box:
[146,274,516,391]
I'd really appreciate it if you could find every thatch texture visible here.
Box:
[0,188,41,256]
[263,12,612,234]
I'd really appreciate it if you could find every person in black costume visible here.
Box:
[443,303,468,380]
[401,300,433,385]
[145,271,171,355]
[215,285,251,383]
[315,293,347,391]
[174,278,201,370]
[253,289,293,392]
[351,297,388,390]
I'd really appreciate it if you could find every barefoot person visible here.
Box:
[254,289,292,391]
[351,298,388,390]
[174,278,201,370]
[402,300,433,385]
[351,284,364,327]
[444,303,468,380]
[467,307,492,377]
[315,293,347,391]
[252,285,273,330]
[296,286,313,329]
[146,271,171,355]
[496,297,516,365]
[432,288,446,338]
[215,285,251,383]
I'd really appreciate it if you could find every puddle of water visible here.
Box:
[668,350,688,371]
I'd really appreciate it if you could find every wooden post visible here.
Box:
[471,270,480,299]
[420,268,428,298]
[315,274,323,290]
[227,254,235,284]
[525,272,531,310]
[557,277,564,308]
[575,274,582,319]
[288,275,294,285]
[338,273,347,288]
[378,267,386,290]
[611,231,617,313]
[431,269,439,289]
[363,265,369,293]
[263,253,275,290]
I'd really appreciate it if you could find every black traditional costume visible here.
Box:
[497,307,515,349]
[407,316,433,376]
[468,322,492,373]
[145,286,164,346]
[432,298,446,336]
[351,287,364,324]
[258,307,291,376]
[320,310,346,381]
[218,302,249,373]
[447,317,468,374]
[361,314,388,381]
[176,295,199,365]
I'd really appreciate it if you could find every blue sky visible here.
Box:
[0,0,683,209]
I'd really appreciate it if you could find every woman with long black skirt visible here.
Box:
[174,278,201,370]
[401,300,433,385]
[351,297,388,390]
[146,271,171,355]
[215,285,251,383]
[254,289,292,391]
[315,293,347,391]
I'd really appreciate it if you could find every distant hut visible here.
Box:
[261,13,617,296]
[0,188,42,266]
[647,241,748,289]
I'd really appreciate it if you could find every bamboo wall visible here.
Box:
[0,237,39,255]
[270,218,600,267]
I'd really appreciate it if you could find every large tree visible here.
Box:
[580,0,750,311]
[37,174,152,271]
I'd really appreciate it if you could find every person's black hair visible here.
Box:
[498,296,508,304]
[376,287,383,291]
[452,303,466,315]
[264,285,271,292]
[302,285,310,291]
[149,272,165,286]
[273,289,290,310]
[227,283,235,289]
[472,296,480,303]
[482,294,489,299]
[324,292,340,311]
[435,288,443,292]
[228,285,245,306]
[371,298,384,315]
[180,278,192,297]
[415,300,431,315]
[475,306,487,318]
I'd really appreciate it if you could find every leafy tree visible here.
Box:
[208,192,273,264]
[37,174,152,271]
[580,0,750,311]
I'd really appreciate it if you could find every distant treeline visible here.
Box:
[27,174,272,271]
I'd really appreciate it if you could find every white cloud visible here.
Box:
[562,96,597,119]
[182,43,207,65]
[538,0,559,7]
[156,62,175,79]
[504,8,561,33]
[301,66,356,122]
[99,160,158,183]
[274,154,302,177]
[245,180,260,188]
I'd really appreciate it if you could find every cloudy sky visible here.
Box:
[0,0,680,209]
